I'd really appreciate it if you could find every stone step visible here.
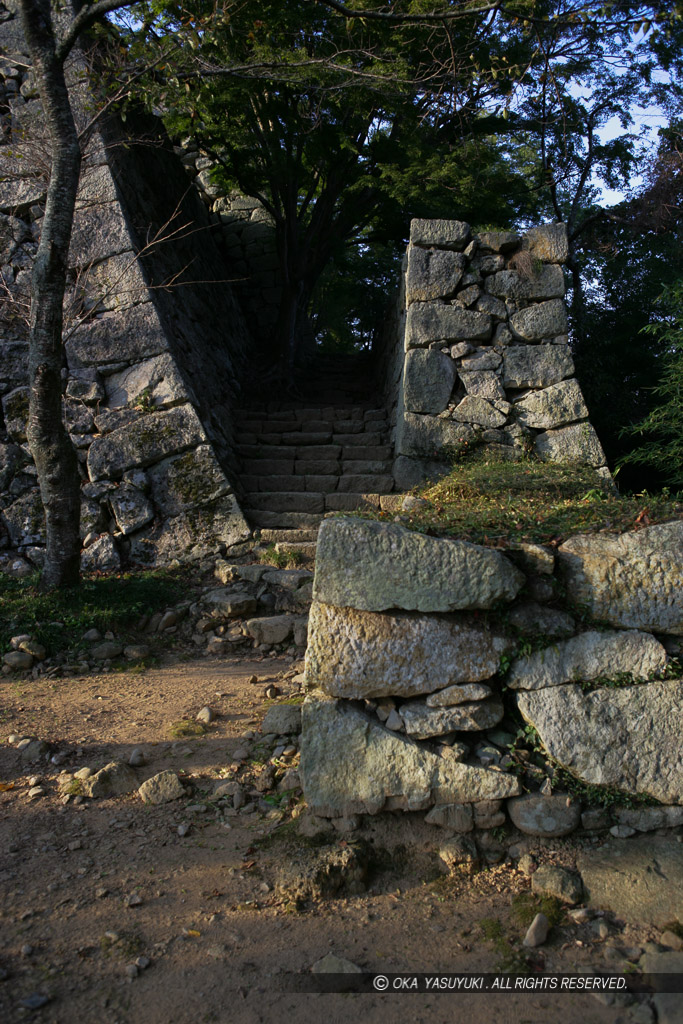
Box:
[274,541,317,562]
[259,528,320,544]
[246,510,324,530]
[244,475,341,494]
[237,418,386,437]
[342,459,394,475]
[325,493,382,511]
[245,491,325,513]
[336,474,394,494]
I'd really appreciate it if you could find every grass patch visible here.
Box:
[511,892,565,928]
[168,720,207,739]
[353,456,681,547]
[256,544,305,569]
[551,765,658,809]
[0,568,189,658]
[480,916,530,973]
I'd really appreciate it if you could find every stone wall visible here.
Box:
[301,516,683,849]
[386,219,610,490]
[0,13,252,573]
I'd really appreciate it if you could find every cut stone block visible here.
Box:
[305,601,509,698]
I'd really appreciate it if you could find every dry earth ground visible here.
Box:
[0,655,667,1024]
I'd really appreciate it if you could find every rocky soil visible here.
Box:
[1,651,682,1024]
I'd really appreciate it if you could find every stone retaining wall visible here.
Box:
[0,15,252,573]
[387,220,610,490]
[301,516,683,848]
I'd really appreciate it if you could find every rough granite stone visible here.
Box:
[83,761,138,799]
[147,446,232,515]
[452,395,508,428]
[396,411,475,458]
[531,863,584,903]
[516,680,683,803]
[425,803,474,831]
[535,422,607,467]
[305,602,508,699]
[405,247,467,303]
[514,378,588,430]
[405,302,492,348]
[576,837,683,927]
[87,404,206,481]
[510,299,568,341]
[503,343,574,389]
[261,704,302,736]
[138,771,186,804]
[486,265,565,301]
[403,348,456,414]
[409,218,471,250]
[558,521,683,635]
[507,629,668,690]
[507,794,582,838]
[401,699,504,737]
[459,370,506,401]
[312,518,525,612]
[426,683,493,707]
[300,694,520,817]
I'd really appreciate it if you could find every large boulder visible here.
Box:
[486,265,565,301]
[558,520,683,635]
[405,302,492,348]
[576,836,683,928]
[405,247,466,304]
[312,518,524,613]
[513,379,588,430]
[534,422,607,467]
[300,693,521,817]
[503,344,574,389]
[516,680,683,804]
[403,348,456,414]
[509,299,567,341]
[305,602,508,699]
[395,410,475,458]
[507,629,668,690]
[409,219,471,250]
[87,404,206,481]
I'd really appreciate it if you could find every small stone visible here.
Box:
[19,994,52,1010]
[523,912,549,948]
[125,964,139,979]
[518,854,537,876]
[2,651,34,671]
[82,628,102,642]
[385,709,403,731]
[20,944,34,957]
[74,767,93,780]
[19,639,46,660]
[177,823,191,837]
[123,644,151,660]
[438,835,479,871]
[196,706,213,724]
[231,748,250,762]
[96,888,109,899]
[125,893,144,907]
[507,793,581,837]
[531,864,584,905]
[279,770,301,793]
[592,919,610,941]
[91,641,123,661]
[135,956,151,970]
[27,786,45,800]
[311,953,363,974]
[128,748,146,767]
[138,771,186,804]
[568,907,592,924]
[660,930,683,952]
[610,824,637,838]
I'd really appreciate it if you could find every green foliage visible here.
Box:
[511,892,565,929]
[0,569,187,657]
[551,766,658,810]
[618,281,683,487]
[168,720,207,739]
[355,454,682,546]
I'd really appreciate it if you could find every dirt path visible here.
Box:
[0,655,657,1023]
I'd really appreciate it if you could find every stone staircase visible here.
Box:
[235,403,400,550]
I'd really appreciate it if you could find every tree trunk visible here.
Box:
[20,0,81,589]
